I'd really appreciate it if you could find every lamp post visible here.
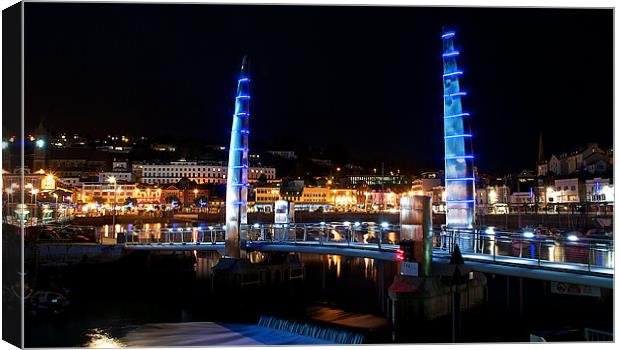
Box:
[108,176,118,239]
[31,189,39,222]
[53,193,59,220]
[5,188,13,220]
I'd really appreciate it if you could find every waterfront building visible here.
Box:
[254,186,281,212]
[585,178,613,202]
[328,188,357,211]
[160,178,209,207]
[98,171,134,183]
[366,189,399,211]
[57,177,81,188]
[514,170,537,193]
[540,143,612,177]
[296,187,331,212]
[77,182,137,204]
[411,172,443,194]
[553,178,585,203]
[430,186,447,213]
[548,155,561,175]
[254,185,356,212]
[475,187,488,205]
[347,174,408,187]
[140,161,275,185]
[537,162,549,177]
[134,185,163,204]
[47,147,111,178]
[2,169,54,192]
[112,160,131,172]
[510,192,533,204]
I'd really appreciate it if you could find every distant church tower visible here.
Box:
[536,132,548,177]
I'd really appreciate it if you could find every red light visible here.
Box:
[396,249,404,261]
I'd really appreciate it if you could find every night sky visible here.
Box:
[21,3,613,174]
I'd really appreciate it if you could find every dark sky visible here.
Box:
[21,3,613,174]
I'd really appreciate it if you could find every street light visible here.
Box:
[5,187,13,219]
[53,193,59,220]
[108,176,118,238]
[31,189,39,221]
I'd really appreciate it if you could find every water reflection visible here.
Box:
[248,251,266,264]
[363,258,376,281]
[84,329,125,348]
[194,251,220,279]
[327,255,341,278]
[386,231,397,244]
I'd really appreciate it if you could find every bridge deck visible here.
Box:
[124,240,613,288]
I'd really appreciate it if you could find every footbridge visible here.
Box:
[120,222,614,288]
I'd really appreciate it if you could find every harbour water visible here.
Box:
[15,221,613,346]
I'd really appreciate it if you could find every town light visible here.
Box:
[523,231,535,238]
[253,223,260,229]
[567,234,579,242]
[381,222,389,229]
[35,139,45,148]
[107,176,117,184]
[485,227,495,235]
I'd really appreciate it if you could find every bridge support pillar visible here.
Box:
[399,195,432,276]
[389,195,487,341]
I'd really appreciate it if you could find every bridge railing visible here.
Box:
[116,222,613,274]
[435,229,614,273]
[244,222,401,248]
[123,226,227,245]
[244,223,613,273]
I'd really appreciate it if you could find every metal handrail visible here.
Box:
[46,222,613,273]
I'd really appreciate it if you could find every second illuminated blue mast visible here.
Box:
[225,55,250,258]
[442,29,475,229]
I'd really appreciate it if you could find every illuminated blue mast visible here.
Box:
[442,29,475,229]
[225,55,250,258]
